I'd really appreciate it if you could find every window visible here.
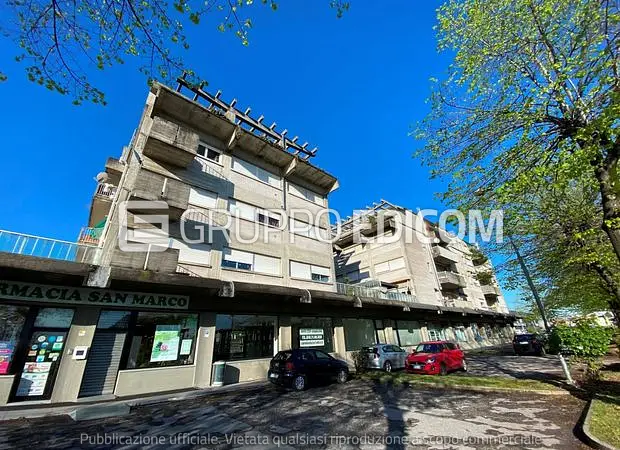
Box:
[289,218,327,240]
[221,248,280,275]
[288,183,325,206]
[96,310,131,329]
[291,317,334,353]
[232,158,280,188]
[313,350,331,360]
[374,257,406,274]
[454,326,468,342]
[427,325,445,341]
[197,142,221,163]
[214,315,275,361]
[343,318,377,351]
[34,308,74,328]
[229,200,281,228]
[395,320,422,347]
[290,261,330,283]
[0,305,29,374]
[125,313,198,369]
[171,239,212,266]
[189,187,218,209]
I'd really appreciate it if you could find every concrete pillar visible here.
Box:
[51,307,100,403]
[194,312,216,388]
[278,316,292,351]
[420,324,430,341]
[383,319,397,345]
[332,318,346,360]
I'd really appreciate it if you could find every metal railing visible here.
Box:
[335,282,416,303]
[0,230,100,264]
[78,227,103,244]
[95,183,117,198]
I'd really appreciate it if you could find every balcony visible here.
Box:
[0,230,100,264]
[335,282,417,303]
[437,271,466,288]
[143,116,199,168]
[481,284,501,297]
[432,245,459,264]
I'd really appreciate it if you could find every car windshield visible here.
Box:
[414,343,442,353]
[273,351,292,361]
[514,334,533,342]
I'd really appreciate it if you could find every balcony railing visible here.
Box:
[481,284,501,297]
[0,230,100,264]
[95,183,117,199]
[335,282,416,303]
[78,227,103,245]
[432,245,459,264]
[437,271,466,288]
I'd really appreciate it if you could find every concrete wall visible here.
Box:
[115,365,195,397]
[0,376,14,406]
[222,359,270,384]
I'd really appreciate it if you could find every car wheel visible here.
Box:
[293,375,306,391]
[336,369,348,384]
[461,359,468,372]
[439,363,448,376]
[383,361,392,373]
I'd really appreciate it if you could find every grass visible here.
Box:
[357,370,561,391]
[589,398,620,448]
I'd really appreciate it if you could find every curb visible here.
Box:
[0,380,268,422]
[581,396,619,450]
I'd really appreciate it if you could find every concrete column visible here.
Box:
[51,307,101,403]
[194,312,216,388]
[278,316,292,351]
[332,318,346,360]
[383,319,397,345]
[420,324,430,341]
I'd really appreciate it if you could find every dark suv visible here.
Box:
[513,333,546,356]
[268,349,349,391]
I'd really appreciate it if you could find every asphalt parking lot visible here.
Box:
[461,350,568,381]
[0,377,587,450]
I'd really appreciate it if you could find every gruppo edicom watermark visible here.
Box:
[117,200,503,252]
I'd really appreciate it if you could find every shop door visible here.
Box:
[13,330,68,401]
[78,331,126,397]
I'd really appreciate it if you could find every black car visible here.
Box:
[268,349,349,390]
[513,333,546,356]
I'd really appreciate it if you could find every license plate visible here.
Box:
[269,373,279,379]
[413,364,422,370]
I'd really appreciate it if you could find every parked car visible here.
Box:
[363,344,407,372]
[513,333,546,356]
[268,349,349,391]
[405,341,467,375]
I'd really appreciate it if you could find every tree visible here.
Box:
[0,0,350,104]
[416,0,620,262]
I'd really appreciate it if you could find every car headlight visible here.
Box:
[426,358,436,363]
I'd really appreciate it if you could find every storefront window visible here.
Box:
[343,318,376,351]
[214,315,275,361]
[97,310,131,329]
[395,320,422,346]
[427,324,445,341]
[126,312,198,369]
[34,308,74,328]
[454,325,468,342]
[0,305,29,374]
[291,317,334,353]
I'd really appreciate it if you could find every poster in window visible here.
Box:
[180,339,193,356]
[16,362,52,396]
[299,328,325,347]
[0,342,15,374]
[150,325,180,362]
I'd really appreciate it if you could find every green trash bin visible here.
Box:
[212,361,226,387]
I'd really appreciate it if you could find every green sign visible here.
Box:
[150,325,180,362]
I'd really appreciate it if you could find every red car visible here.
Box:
[405,341,467,375]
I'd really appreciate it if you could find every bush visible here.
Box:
[548,318,613,357]
[352,350,370,373]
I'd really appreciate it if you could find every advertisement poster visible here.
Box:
[16,362,53,397]
[179,339,193,356]
[150,325,180,362]
[0,342,15,375]
[299,328,325,348]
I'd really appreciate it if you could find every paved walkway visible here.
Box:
[461,354,567,381]
[0,379,587,449]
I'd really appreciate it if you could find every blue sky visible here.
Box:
[0,2,519,308]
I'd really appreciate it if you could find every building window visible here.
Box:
[229,199,281,228]
[288,183,325,206]
[291,317,334,353]
[374,257,406,274]
[454,326,468,342]
[343,318,377,351]
[289,218,327,240]
[290,261,330,283]
[232,158,280,188]
[427,324,445,341]
[221,248,280,275]
[34,308,75,328]
[0,305,29,375]
[125,313,198,369]
[214,315,275,361]
[171,239,212,266]
[395,320,422,347]
[188,187,218,209]
[197,142,221,163]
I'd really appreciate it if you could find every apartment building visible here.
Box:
[0,81,515,407]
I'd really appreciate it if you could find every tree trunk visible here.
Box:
[593,140,620,264]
